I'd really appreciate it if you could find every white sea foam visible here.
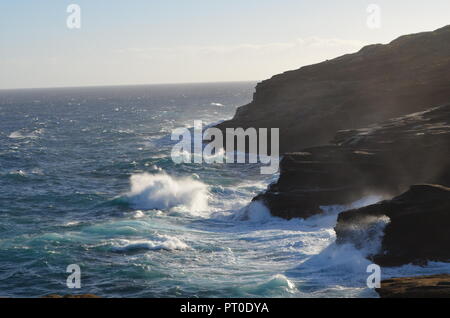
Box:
[170,149,192,163]
[383,261,450,279]
[218,193,392,296]
[337,215,391,255]
[31,168,44,175]
[132,210,146,218]
[170,147,226,164]
[9,170,27,177]
[233,201,278,223]
[233,194,383,227]
[126,172,209,214]
[111,235,190,252]
[8,129,44,139]
[63,221,82,227]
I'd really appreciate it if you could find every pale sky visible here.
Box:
[1,0,449,89]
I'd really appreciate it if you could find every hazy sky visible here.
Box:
[1,0,449,89]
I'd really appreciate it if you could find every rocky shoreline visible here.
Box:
[219,25,450,296]
[376,274,450,298]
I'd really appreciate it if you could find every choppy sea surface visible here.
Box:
[1,82,449,298]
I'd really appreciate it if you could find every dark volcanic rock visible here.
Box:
[335,184,450,266]
[216,25,450,153]
[376,274,450,298]
[254,104,450,219]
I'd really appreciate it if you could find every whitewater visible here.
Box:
[1,82,449,297]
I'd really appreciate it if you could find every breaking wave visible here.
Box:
[125,172,209,214]
[233,200,277,223]
[111,235,190,253]
[245,274,298,296]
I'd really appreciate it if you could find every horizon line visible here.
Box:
[0,79,260,92]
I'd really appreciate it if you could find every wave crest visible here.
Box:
[111,235,190,253]
[126,172,209,214]
[246,274,297,296]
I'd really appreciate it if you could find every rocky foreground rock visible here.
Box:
[217,25,450,153]
[335,184,450,266]
[254,104,450,219]
[376,274,450,298]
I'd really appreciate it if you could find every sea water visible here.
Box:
[1,82,449,297]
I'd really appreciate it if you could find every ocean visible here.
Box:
[1,82,448,297]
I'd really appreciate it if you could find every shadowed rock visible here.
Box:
[253,104,450,219]
[335,184,450,266]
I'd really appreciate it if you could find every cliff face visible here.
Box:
[335,184,450,266]
[254,104,450,219]
[217,25,450,153]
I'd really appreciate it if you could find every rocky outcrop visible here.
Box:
[254,104,450,219]
[376,275,450,298]
[217,25,450,153]
[335,184,450,266]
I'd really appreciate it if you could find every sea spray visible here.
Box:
[233,201,277,223]
[126,172,209,214]
[335,215,391,254]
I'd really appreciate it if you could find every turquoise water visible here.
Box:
[1,82,448,297]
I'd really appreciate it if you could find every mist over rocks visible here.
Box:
[335,184,450,267]
[216,25,450,153]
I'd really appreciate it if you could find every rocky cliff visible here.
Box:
[335,184,450,266]
[217,25,450,153]
[253,104,450,219]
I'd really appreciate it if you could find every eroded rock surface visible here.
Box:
[254,104,450,219]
